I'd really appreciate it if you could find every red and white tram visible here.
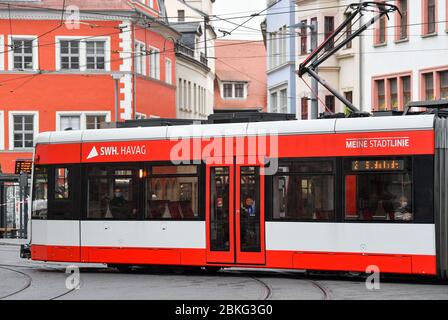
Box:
[28,114,448,278]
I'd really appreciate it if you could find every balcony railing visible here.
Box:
[176,43,208,67]
[177,43,194,57]
[200,52,208,67]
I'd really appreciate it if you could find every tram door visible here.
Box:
[206,157,265,265]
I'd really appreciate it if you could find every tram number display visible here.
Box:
[351,160,404,171]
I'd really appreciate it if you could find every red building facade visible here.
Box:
[0,0,179,173]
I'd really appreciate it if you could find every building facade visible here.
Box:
[362,0,448,113]
[295,0,361,119]
[0,0,179,173]
[165,0,216,119]
[214,40,267,111]
[265,0,297,115]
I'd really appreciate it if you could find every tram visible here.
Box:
[26,113,448,278]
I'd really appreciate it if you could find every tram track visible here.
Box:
[0,266,32,299]
[249,276,273,300]
[0,263,77,300]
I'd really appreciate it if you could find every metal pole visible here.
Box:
[0,182,4,239]
[310,24,318,119]
[307,68,357,111]
[23,174,29,239]
[311,67,319,119]
[19,183,23,239]
[114,78,119,124]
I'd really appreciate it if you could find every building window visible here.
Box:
[86,41,105,70]
[345,13,352,48]
[188,81,192,111]
[389,78,398,110]
[135,42,146,75]
[397,0,408,40]
[402,76,412,106]
[272,160,335,221]
[150,48,160,79]
[301,98,308,120]
[13,114,35,149]
[183,79,187,109]
[193,84,197,113]
[324,16,334,50]
[378,14,387,44]
[374,73,413,111]
[344,91,353,104]
[12,39,34,70]
[60,40,80,70]
[325,95,335,113]
[376,79,386,110]
[269,32,277,68]
[310,17,318,51]
[177,78,184,110]
[441,71,448,99]
[424,73,435,100]
[223,83,232,98]
[426,0,437,34]
[60,115,81,131]
[178,10,185,22]
[269,26,287,68]
[280,89,288,113]
[165,59,172,84]
[222,82,246,99]
[270,92,278,113]
[420,68,448,101]
[300,20,308,55]
[57,37,109,71]
[235,83,244,98]
[86,115,106,129]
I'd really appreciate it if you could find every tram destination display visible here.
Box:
[351,159,404,171]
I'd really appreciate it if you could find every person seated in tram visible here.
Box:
[109,188,132,219]
[393,196,413,221]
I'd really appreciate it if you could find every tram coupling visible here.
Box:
[20,244,31,259]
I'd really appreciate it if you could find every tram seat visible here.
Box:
[168,202,183,219]
[180,201,194,219]
[315,210,332,220]
[148,200,167,219]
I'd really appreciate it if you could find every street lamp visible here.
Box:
[289,22,319,119]
[111,73,124,125]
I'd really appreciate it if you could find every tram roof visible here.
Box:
[34,114,436,145]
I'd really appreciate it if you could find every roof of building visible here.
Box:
[171,22,202,34]
[214,39,267,111]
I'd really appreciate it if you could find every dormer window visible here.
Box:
[221,82,247,100]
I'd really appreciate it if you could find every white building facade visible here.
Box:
[361,0,448,112]
[165,0,216,119]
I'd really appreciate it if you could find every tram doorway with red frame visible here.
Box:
[206,157,266,265]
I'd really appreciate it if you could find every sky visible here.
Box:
[212,0,265,40]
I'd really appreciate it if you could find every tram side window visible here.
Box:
[145,165,199,220]
[32,165,79,220]
[344,158,413,222]
[48,167,75,220]
[87,166,140,220]
[32,166,48,219]
[272,160,335,221]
